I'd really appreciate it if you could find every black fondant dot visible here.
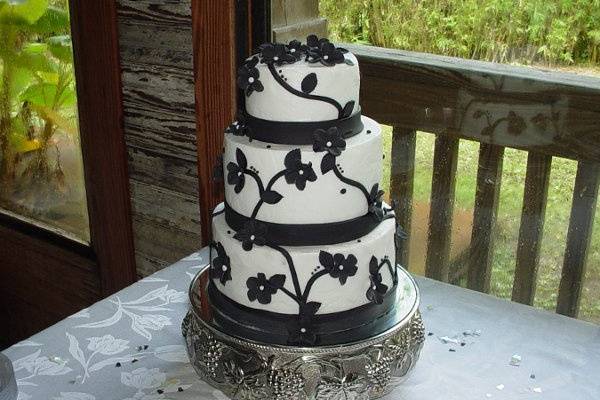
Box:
[367,130,372,134]
[357,239,361,243]
[278,69,282,73]
[383,154,386,159]
[340,188,347,194]
[227,230,231,234]
[266,145,271,148]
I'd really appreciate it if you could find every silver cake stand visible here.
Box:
[182,265,424,399]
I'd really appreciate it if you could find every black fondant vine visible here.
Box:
[266,63,344,117]
[313,127,393,223]
[236,35,355,118]
[227,147,316,220]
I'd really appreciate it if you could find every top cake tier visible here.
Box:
[239,36,360,123]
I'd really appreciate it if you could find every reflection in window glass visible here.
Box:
[0,0,89,242]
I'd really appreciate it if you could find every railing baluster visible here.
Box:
[512,152,552,305]
[557,161,600,317]
[426,134,459,282]
[390,127,417,269]
[467,143,504,293]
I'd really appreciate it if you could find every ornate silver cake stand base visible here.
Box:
[182,266,424,400]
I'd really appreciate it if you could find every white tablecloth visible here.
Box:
[3,246,600,400]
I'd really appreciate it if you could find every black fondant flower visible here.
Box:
[227,148,247,193]
[246,273,285,304]
[312,127,346,156]
[319,251,358,285]
[283,149,317,190]
[260,43,295,65]
[366,256,388,304]
[211,242,232,285]
[234,220,267,251]
[305,35,347,66]
[287,39,308,60]
[368,183,386,221]
[306,34,329,50]
[237,56,264,97]
[318,41,346,66]
[225,115,249,136]
[287,301,320,346]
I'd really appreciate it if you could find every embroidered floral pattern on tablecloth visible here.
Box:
[3,249,226,400]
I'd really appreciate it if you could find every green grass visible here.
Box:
[381,126,600,323]
[320,0,600,66]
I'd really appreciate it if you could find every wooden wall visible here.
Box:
[116,0,201,277]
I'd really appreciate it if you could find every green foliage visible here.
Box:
[320,0,600,65]
[0,0,75,193]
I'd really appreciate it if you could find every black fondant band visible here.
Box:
[207,282,401,346]
[224,202,381,246]
[242,109,363,145]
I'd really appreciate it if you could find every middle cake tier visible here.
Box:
[224,116,383,233]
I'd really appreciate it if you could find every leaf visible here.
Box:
[284,148,301,169]
[14,49,57,73]
[20,83,58,107]
[342,100,355,118]
[124,285,168,305]
[319,251,334,268]
[268,274,286,289]
[369,256,379,275]
[31,105,77,136]
[236,148,247,169]
[320,153,336,174]
[0,0,49,25]
[130,318,152,341]
[30,7,70,34]
[261,190,283,204]
[66,332,86,370]
[124,305,171,312]
[88,356,135,373]
[154,345,189,363]
[76,308,123,329]
[47,35,73,63]
[301,72,318,94]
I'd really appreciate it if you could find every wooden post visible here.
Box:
[467,143,504,293]
[425,135,459,282]
[512,152,552,305]
[389,127,416,268]
[556,161,600,317]
[271,0,327,42]
[192,0,236,245]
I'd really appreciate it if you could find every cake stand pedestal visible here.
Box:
[182,265,424,400]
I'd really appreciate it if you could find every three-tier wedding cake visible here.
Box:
[208,35,413,347]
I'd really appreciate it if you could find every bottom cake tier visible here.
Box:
[208,204,413,346]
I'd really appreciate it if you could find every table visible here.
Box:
[3,247,600,400]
